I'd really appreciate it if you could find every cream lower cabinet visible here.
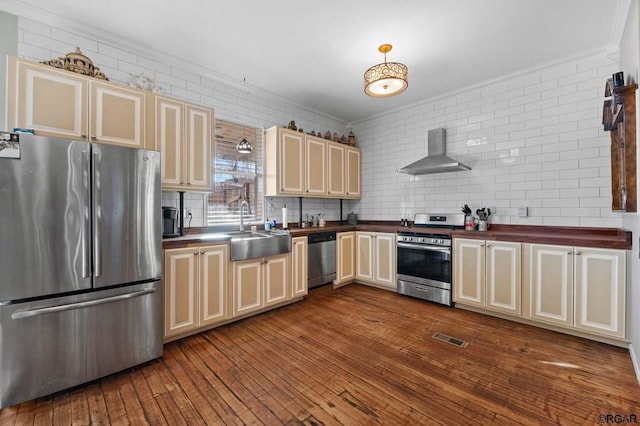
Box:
[7,57,147,149]
[453,238,521,316]
[163,245,229,339]
[335,231,356,285]
[152,96,211,190]
[291,236,309,298]
[356,232,396,289]
[233,254,289,316]
[526,244,626,339]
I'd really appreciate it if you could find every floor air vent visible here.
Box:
[432,332,468,348]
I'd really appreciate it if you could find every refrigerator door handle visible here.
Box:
[82,151,91,278]
[10,288,156,320]
[93,151,102,278]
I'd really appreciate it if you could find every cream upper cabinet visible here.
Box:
[346,147,361,199]
[153,96,212,190]
[265,126,361,199]
[89,81,145,148]
[163,245,229,339]
[305,136,327,196]
[356,232,396,289]
[453,238,521,316]
[291,236,309,298]
[527,244,574,327]
[336,231,356,285]
[573,247,626,338]
[8,58,146,148]
[327,141,346,197]
[232,253,290,316]
[265,127,305,196]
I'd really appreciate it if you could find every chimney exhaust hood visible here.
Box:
[397,128,471,175]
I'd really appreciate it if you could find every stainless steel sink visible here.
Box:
[227,230,291,261]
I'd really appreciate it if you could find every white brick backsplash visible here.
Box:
[12,15,622,228]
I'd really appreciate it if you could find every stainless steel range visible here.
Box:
[396,213,464,306]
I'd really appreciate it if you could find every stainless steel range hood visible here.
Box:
[397,128,471,175]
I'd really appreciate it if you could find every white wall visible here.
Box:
[352,54,623,228]
[619,0,640,383]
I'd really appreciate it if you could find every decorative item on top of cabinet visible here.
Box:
[40,47,109,80]
[602,77,637,212]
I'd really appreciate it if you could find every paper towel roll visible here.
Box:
[282,204,288,229]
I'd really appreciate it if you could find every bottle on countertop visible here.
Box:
[265,218,271,231]
[282,204,288,229]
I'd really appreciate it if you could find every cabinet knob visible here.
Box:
[180,181,185,185]
[575,251,581,255]
[486,244,491,247]
[194,250,199,255]
[91,135,97,141]
[187,182,192,186]
[281,188,284,191]
[306,190,309,193]
[567,251,572,255]
[81,134,87,138]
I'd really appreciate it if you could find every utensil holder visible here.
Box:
[478,220,489,231]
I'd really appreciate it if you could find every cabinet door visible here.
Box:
[374,233,396,289]
[356,232,374,282]
[278,129,305,194]
[199,245,229,327]
[327,142,345,197]
[305,136,327,196]
[486,241,521,315]
[346,147,361,199]
[574,247,626,338]
[156,97,185,188]
[528,244,573,327]
[264,254,289,307]
[90,81,145,148]
[336,232,356,285]
[185,104,212,190]
[232,258,263,316]
[164,248,198,338]
[13,59,88,140]
[291,236,308,298]
[453,238,485,307]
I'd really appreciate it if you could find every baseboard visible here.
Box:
[630,343,640,384]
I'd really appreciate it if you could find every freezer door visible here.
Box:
[0,281,162,408]
[0,135,92,301]
[92,144,161,288]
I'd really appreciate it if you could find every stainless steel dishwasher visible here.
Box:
[307,231,337,289]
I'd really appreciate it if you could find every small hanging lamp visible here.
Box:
[364,44,408,97]
[236,126,253,154]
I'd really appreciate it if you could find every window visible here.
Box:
[207,119,263,225]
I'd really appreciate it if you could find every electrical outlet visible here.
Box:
[518,207,528,217]
[184,208,192,217]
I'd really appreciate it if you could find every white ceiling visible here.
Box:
[1,0,629,124]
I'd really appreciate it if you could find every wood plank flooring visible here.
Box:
[1,283,638,425]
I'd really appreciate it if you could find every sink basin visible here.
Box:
[228,230,291,261]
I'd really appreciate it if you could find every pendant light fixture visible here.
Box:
[364,44,408,97]
[236,127,253,154]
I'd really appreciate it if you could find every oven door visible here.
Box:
[396,242,451,286]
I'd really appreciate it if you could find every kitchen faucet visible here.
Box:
[239,200,251,231]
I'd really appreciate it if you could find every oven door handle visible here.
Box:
[396,242,451,253]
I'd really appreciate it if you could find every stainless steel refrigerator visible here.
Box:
[0,134,163,408]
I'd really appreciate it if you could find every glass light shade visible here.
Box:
[236,138,253,154]
[364,62,408,97]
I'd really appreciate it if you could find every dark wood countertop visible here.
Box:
[164,222,632,250]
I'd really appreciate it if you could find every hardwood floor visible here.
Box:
[1,283,638,425]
